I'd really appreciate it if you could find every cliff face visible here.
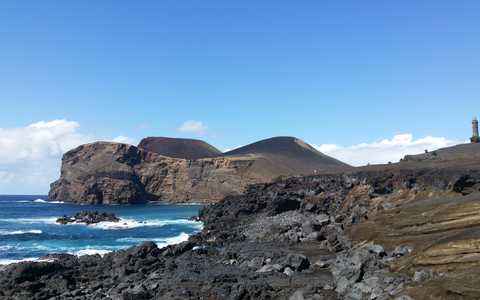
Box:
[48,142,259,204]
[49,137,352,204]
[48,143,148,205]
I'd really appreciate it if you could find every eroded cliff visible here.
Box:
[48,142,259,204]
[49,137,351,204]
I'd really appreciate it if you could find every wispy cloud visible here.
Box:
[0,120,135,194]
[314,133,461,166]
[177,120,208,135]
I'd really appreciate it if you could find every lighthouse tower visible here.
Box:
[471,117,480,143]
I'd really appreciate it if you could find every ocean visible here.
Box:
[0,195,203,265]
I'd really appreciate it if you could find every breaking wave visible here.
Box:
[0,217,203,230]
[88,218,203,230]
[0,229,43,236]
[33,199,64,204]
[71,249,112,257]
[0,257,54,265]
[0,217,58,224]
[116,232,190,247]
[14,199,64,204]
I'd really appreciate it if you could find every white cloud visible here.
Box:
[0,120,93,165]
[112,136,138,145]
[177,120,208,135]
[0,120,135,194]
[314,133,460,166]
[224,145,240,153]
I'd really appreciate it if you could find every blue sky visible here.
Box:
[0,1,479,193]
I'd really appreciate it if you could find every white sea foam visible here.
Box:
[32,199,64,204]
[88,218,203,230]
[71,249,112,257]
[0,216,202,230]
[116,232,190,247]
[0,257,54,265]
[157,232,190,247]
[0,229,43,236]
[0,248,113,266]
[0,217,58,224]
[15,199,63,204]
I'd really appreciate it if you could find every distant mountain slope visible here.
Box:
[403,143,480,163]
[138,137,222,160]
[355,143,480,174]
[222,136,352,179]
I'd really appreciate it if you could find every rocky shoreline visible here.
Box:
[2,166,480,299]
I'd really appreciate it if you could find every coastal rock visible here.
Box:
[256,264,283,273]
[392,245,413,257]
[282,253,310,272]
[56,210,119,225]
[413,270,432,283]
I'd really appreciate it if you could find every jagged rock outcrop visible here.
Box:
[56,211,120,225]
[49,137,351,204]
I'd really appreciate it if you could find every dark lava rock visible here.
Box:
[282,253,310,272]
[56,210,120,225]
[3,166,478,299]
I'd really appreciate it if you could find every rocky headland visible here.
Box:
[48,136,351,205]
[3,143,480,299]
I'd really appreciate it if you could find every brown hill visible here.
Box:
[222,136,352,179]
[49,137,351,204]
[138,137,222,160]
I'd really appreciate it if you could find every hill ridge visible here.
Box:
[138,136,221,160]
